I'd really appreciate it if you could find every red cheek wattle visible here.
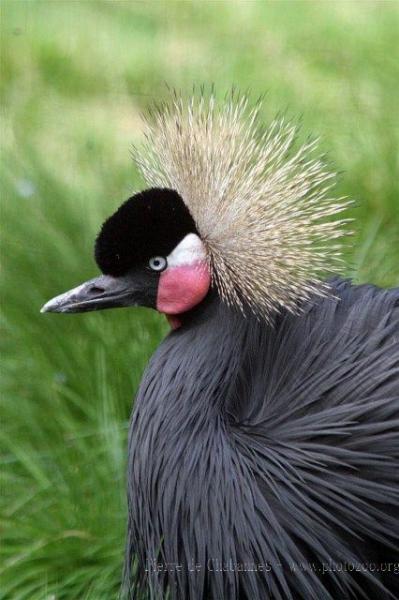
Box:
[156,262,211,315]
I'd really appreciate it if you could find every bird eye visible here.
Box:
[148,256,167,272]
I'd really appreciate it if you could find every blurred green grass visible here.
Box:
[1,1,398,598]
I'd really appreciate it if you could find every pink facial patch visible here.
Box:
[157,262,211,316]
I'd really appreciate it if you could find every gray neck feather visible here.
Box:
[124,281,399,600]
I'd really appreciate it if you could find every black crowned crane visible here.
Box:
[42,92,399,600]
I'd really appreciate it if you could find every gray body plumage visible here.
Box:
[125,278,399,600]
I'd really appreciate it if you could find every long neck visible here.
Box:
[125,295,261,596]
[135,294,251,421]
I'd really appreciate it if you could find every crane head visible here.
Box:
[41,188,211,326]
[42,89,351,323]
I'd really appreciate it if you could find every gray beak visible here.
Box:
[41,274,141,314]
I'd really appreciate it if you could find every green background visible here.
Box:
[1,1,398,598]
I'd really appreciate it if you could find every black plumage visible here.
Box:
[95,188,197,277]
[125,278,399,599]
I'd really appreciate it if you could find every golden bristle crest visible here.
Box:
[133,90,352,320]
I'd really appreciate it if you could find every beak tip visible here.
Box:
[40,301,54,313]
[41,297,65,313]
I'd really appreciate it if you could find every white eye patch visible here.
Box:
[167,233,207,268]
